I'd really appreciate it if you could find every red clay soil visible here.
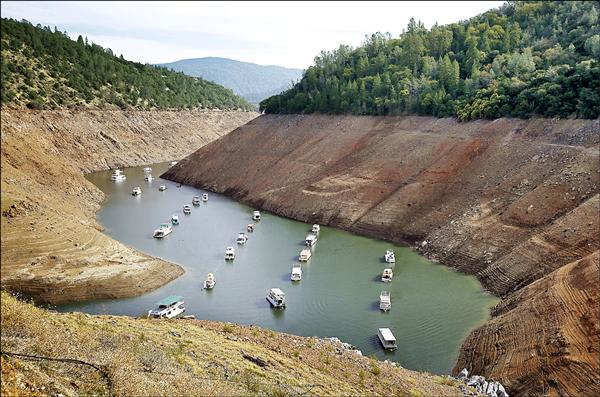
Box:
[163,114,600,396]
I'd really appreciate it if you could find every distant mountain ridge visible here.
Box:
[159,57,303,104]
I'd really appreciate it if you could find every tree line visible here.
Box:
[0,18,253,110]
[260,1,599,120]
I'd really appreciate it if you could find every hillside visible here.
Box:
[162,114,600,396]
[160,57,302,103]
[0,19,253,110]
[260,1,599,120]
[1,109,256,303]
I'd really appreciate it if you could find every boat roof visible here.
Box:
[378,328,396,341]
[306,234,317,239]
[253,210,260,214]
[156,295,183,306]
[270,288,284,295]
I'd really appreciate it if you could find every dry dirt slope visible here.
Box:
[163,114,600,396]
[1,109,256,303]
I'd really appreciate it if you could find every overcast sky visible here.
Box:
[1,1,504,69]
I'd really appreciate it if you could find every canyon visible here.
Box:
[163,114,600,396]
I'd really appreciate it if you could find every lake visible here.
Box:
[58,161,498,374]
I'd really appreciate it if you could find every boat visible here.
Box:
[291,263,302,281]
[111,169,122,176]
[236,233,248,244]
[158,185,167,191]
[170,161,178,166]
[132,187,142,196]
[384,249,396,264]
[225,246,235,260]
[183,204,192,214]
[145,174,154,182]
[266,288,286,308]
[312,224,321,234]
[153,223,173,238]
[247,223,255,232]
[202,193,208,202]
[299,248,312,262]
[204,273,216,289]
[252,210,261,221]
[377,327,397,350]
[143,167,152,173]
[148,295,185,319]
[379,291,391,311]
[381,268,394,283]
[171,214,179,225]
[111,174,126,181]
[192,196,201,206]
[305,234,318,247]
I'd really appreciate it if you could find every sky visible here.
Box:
[1,1,504,69]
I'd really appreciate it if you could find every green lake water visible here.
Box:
[58,162,498,374]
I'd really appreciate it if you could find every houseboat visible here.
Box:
[299,248,312,262]
[192,196,201,206]
[204,273,216,289]
[170,161,178,166]
[171,214,179,225]
[236,233,248,244]
[305,234,318,247]
[291,263,302,281]
[252,210,261,221]
[381,268,394,282]
[183,204,192,214]
[111,174,126,182]
[266,288,286,308]
[384,249,396,264]
[144,174,154,182]
[143,167,152,173]
[158,185,167,191]
[148,296,185,319]
[202,193,208,202]
[247,223,255,232]
[377,328,397,350]
[225,246,235,260]
[379,291,391,311]
[312,224,321,234]
[132,187,142,196]
[153,223,173,238]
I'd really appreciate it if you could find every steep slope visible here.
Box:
[159,57,302,103]
[1,19,253,110]
[0,291,462,397]
[162,114,600,396]
[1,109,257,303]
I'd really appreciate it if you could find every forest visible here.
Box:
[260,1,599,120]
[0,18,253,110]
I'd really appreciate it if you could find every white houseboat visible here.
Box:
[377,328,397,350]
[247,223,255,232]
[299,248,312,262]
[225,246,235,260]
[171,214,179,225]
[132,187,142,196]
[266,288,286,308]
[153,223,173,238]
[384,249,396,264]
[144,174,154,182]
[305,234,318,247]
[379,291,391,311]
[291,263,302,281]
[169,161,178,166]
[192,196,201,206]
[158,185,167,191]
[202,193,208,202]
[111,174,126,182]
[381,268,394,282]
[204,273,216,289]
[143,167,152,173]
[236,233,248,244]
[148,296,185,319]
[252,210,261,221]
[312,224,321,234]
[183,204,192,214]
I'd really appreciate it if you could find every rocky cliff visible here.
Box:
[1,109,257,303]
[163,114,600,396]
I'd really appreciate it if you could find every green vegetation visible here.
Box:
[0,18,253,110]
[260,1,599,120]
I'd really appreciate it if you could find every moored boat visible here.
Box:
[236,232,248,244]
[384,249,395,264]
[148,295,185,319]
[111,174,126,181]
[266,288,286,308]
[192,196,201,205]
[225,246,235,260]
[143,167,152,173]
[158,185,167,191]
[379,291,391,311]
[132,186,142,196]
[170,161,178,166]
[381,268,393,282]
[171,214,179,225]
[247,223,255,232]
[377,327,397,350]
[145,174,154,181]
[183,204,192,214]
[299,248,312,262]
[153,223,173,238]
[204,273,216,289]
[202,193,208,202]
[305,234,318,247]
[312,224,321,234]
[252,210,261,221]
[291,263,302,281]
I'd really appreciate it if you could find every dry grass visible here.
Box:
[0,292,462,396]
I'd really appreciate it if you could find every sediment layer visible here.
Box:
[1,109,257,303]
[163,114,600,395]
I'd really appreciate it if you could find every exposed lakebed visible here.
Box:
[58,162,498,374]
